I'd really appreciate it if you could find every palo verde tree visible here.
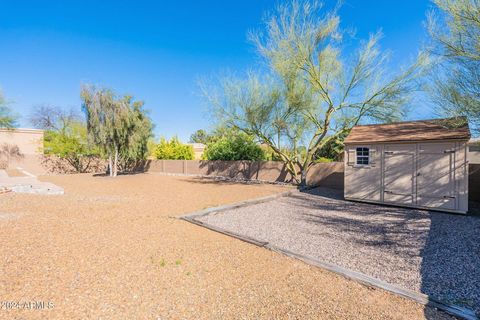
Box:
[0,90,17,128]
[30,105,100,173]
[427,0,480,133]
[81,85,153,177]
[202,1,429,186]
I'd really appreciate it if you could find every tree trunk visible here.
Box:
[113,145,119,177]
[300,169,307,187]
[283,159,299,185]
[83,157,92,173]
[108,154,113,177]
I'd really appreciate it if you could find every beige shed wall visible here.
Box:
[455,141,469,212]
[344,144,383,202]
[345,140,469,214]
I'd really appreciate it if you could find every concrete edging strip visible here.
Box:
[179,192,478,320]
[15,167,36,178]
[181,189,298,220]
[267,245,477,320]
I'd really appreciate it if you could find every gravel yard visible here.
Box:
[197,187,480,316]
[0,174,453,319]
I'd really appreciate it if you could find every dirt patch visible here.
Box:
[0,173,451,319]
[0,212,20,220]
[5,168,27,177]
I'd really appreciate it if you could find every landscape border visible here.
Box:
[180,191,478,320]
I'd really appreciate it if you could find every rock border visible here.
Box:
[180,192,478,320]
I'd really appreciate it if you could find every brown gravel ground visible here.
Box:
[0,173,451,319]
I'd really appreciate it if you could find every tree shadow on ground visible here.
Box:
[294,187,480,318]
[197,160,294,183]
[92,171,147,177]
[292,190,430,258]
[177,175,287,187]
[421,211,480,318]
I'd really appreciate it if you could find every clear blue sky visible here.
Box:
[0,0,434,141]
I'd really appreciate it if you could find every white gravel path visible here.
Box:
[196,188,480,315]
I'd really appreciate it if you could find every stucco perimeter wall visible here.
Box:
[146,160,344,189]
[0,128,44,155]
[0,129,45,173]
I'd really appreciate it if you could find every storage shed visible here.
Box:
[344,118,471,214]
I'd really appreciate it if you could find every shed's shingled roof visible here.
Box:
[344,117,470,144]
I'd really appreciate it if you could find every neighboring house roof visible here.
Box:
[469,137,480,145]
[187,143,206,152]
[344,117,471,144]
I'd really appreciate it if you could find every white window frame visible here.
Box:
[355,146,370,167]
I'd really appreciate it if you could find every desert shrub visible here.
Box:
[154,137,194,160]
[314,157,334,163]
[29,105,104,173]
[43,122,101,173]
[203,131,265,161]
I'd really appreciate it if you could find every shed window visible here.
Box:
[356,147,369,165]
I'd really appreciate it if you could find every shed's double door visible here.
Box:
[383,143,456,210]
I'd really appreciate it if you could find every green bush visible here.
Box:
[154,137,194,160]
[314,156,334,163]
[203,131,265,161]
[146,138,157,158]
[43,122,101,172]
[314,131,348,162]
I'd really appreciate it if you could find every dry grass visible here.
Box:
[0,173,449,319]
